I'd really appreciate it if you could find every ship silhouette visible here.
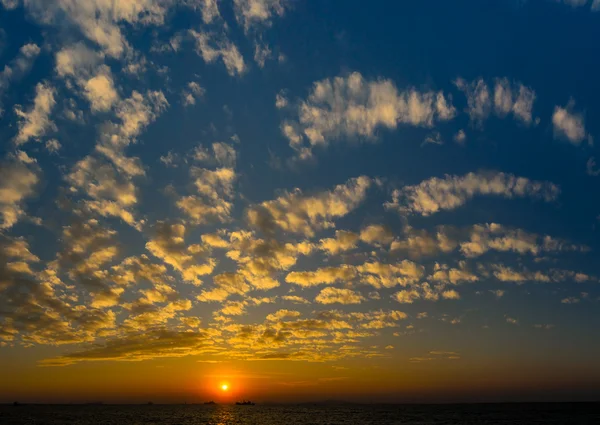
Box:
[204,401,217,405]
[235,400,255,405]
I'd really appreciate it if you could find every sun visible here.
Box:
[221,384,229,391]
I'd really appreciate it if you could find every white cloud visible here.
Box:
[14,82,56,145]
[386,171,560,216]
[282,72,455,158]
[552,103,587,144]
[247,176,372,237]
[315,287,364,305]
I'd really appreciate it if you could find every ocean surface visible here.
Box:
[1,403,599,424]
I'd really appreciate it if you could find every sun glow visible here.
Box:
[221,384,229,391]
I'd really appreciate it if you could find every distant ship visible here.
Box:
[235,400,255,405]
[203,401,217,405]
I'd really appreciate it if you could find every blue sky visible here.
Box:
[1,0,600,402]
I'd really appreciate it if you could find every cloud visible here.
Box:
[146,222,215,285]
[247,176,372,237]
[587,157,600,176]
[282,295,310,304]
[254,42,272,68]
[0,43,41,113]
[55,218,120,289]
[41,329,214,366]
[66,156,140,228]
[392,282,459,304]
[233,0,290,32]
[182,81,205,106]
[490,264,593,284]
[0,153,39,229]
[410,351,460,362]
[430,262,478,285]
[286,265,357,287]
[454,129,466,144]
[266,309,301,321]
[224,233,314,290]
[177,143,238,224]
[552,103,587,144]
[45,139,61,153]
[84,72,119,112]
[357,260,424,288]
[359,224,394,246]
[392,289,421,304]
[275,91,289,109]
[454,78,491,123]
[319,230,359,255]
[197,273,251,302]
[23,0,169,57]
[561,296,580,304]
[493,78,536,124]
[66,90,168,227]
[458,223,587,257]
[281,72,455,158]
[386,171,560,216]
[561,0,591,8]
[199,0,221,24]
[190,30,246,77]
[1,0,20,10]
[390,223,586,260]
[315,287,365,305]
[14,82,56,145]
[455,77,536,125]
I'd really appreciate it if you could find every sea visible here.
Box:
[1,403,599,424]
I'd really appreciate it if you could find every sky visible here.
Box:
[1,0,600,404]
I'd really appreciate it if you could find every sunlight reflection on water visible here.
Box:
[1,403,599,424]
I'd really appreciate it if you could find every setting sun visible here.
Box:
[221,384,229,391]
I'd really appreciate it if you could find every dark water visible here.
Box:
[1,403,599,424]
